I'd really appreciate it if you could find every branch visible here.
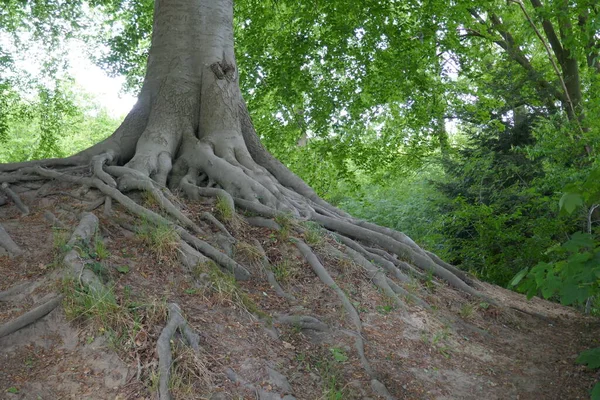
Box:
[468,9,565,105]
[509,0,582,135]
[528,0,564,62]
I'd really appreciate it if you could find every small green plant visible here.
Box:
[575,347,600,399]
[85,260,110,282]
[376,304,394,315]
[329,347,348,363]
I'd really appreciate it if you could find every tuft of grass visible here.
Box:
[235,241,263,266]
[302,221,325,245]
[316,356,349,400]
[61,279,166,353]
[94,236,110,260]
[169,342,214,398]
[142,190,157,207]
[136,219,179,262]
[49,228,70,269]
[271,258,302,285]
[272,259,291,283]
[194,261,265,318]
[459,303,475,319]
[215,196,234,221]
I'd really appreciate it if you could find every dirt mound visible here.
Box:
[1,191,598,399]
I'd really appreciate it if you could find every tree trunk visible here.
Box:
[0,1,494,397]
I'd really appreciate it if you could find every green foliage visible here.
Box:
[576,347,600,400]
[329,347,348,363]
[512,232,600,306]
[577,347,600,370]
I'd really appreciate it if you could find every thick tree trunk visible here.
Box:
[0,1,495,397]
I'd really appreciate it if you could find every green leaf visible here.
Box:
[576,347,600,369]
[116,265,130,274]
[7,387,19,394]
[558,192,583,214]
[591,381,600,400]
[330,347,348,362]
[509,268,529,287]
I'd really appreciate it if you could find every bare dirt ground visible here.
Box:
[1,188,599,400]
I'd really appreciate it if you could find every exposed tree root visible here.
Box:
[157,303,202,400]
[276,315,328,332]
[0,223,23,257]
[293,238,394,398]
[43,210,67,229]
[103,196,112,216]
[225,367,296,400]
[312,213,482,297]
[0,295,63,339]
[1,182,29,215]
[177,229,250,280]
[245,216,281,231]
[252,239,296,302]
[200,211,234,241]
[0,282,34,302]
[85,195,107,212]
[333,234,413,283]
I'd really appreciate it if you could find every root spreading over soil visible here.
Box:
[0,182,598,399]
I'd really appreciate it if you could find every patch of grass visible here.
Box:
[235,241,263,266]
[272,259,292,283]
[61,279,166,354]
[49,228,70,269]
[459,303,475,319]
[316,356,349,400]
[194,261,266,318]
[274,213,294,241]
[52,228,70,252]
[423,270,436,291]
[169,342,214,398]
[94,236,110,260]
[136,219,179,263]
[215,196,234,221]
[302,221,326,245]
[142,190,157,207]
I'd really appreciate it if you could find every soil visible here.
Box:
[1,189,599,400]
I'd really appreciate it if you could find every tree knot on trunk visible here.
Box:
[210,60,236,81]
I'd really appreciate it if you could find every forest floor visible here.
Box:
[0,185,599,400]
